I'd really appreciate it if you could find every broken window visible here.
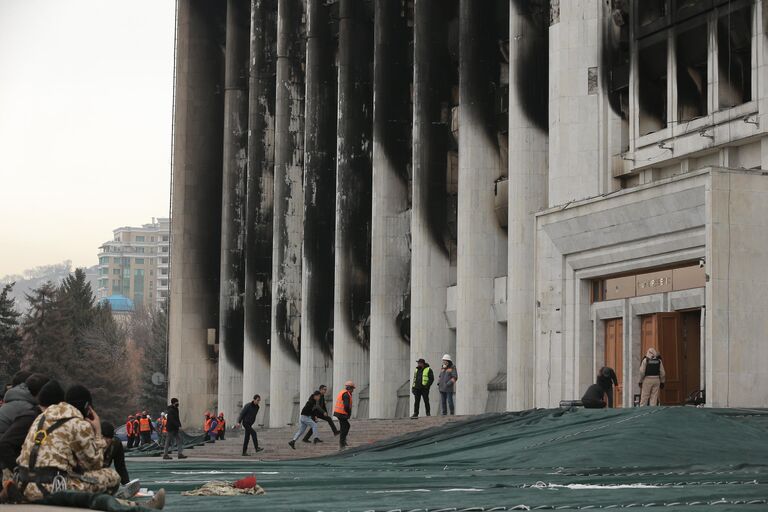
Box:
[638,37,668,135]
[676,22,708,122]
[717,3,752,108]
[638,0,668,35]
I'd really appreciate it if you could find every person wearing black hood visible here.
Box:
[411,358,434,418]
[597,367,619,408]
[0,377,60,473]
[101,421,129,484]
[162,398,187,460]
[0,370,38,436]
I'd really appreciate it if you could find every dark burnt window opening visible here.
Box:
[638,0,668,34]
[717,4,752,109]
[638,37,668,136]
[676,22,708,122]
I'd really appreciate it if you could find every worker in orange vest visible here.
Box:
[125,415,135,449]
[216,413,226,440]
[333,380,356,450]
[203,412,218,442]
[138,411,154,446]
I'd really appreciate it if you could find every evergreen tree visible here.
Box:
[138,305,169,415]
[60,268,96,333]
[74,307,135,423]
[20,282,74,381]
[0,283,22,385]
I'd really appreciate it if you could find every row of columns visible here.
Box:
[171,0,555,425]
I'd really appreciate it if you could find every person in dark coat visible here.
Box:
[101,421,129,484]
[236,395,263,456]
[597,367,619,408]
[162,398,186,460]
[288,391,325,449]
[303,384,339,442]
[581,383,607,409]
[411,358,435,418]
[0,379,63,472]
[0,372,45,436]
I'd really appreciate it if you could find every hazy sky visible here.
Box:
[0,0,176,277]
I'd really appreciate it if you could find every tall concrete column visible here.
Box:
[217,0,250,422]
[332,0,374,415]
[369,0,412,419]
[169,0,226,427]
[506,1,549,412]
[411,0,456,417]
[242,0,277,422]
[455,0,507,415]
[269,0,304,427]
[300,0,337,401]
[548,0,601,205]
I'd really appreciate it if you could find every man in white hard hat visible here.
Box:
[437,354,458,415]
[332,381,356,449]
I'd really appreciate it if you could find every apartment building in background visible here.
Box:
[97,217,170,310]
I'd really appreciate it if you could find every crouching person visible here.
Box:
[14,384,120,501]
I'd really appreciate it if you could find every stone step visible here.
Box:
[180,415,465,460]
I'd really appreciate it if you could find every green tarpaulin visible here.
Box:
[123,407,768,511]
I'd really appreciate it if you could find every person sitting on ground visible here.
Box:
[100,421,129,485]
[581,381,608,409]
[288,391,324,449]
[205,412,219,442]
[0,379,62,477]
[14,384,123,502]
[0,370,36,436]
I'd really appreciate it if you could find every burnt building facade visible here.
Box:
[169,0,768,426]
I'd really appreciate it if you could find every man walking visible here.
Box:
[333,381,355,449]
[162,398,187,460]
[411,358,434,418]
[302,384,338,442]
[236,395,263,455]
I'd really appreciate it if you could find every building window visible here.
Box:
[136,247,145,254]
[160,279,168,287]
[114,257,120,264]
[150,270,154,276]
[718,4,752,108]
[136,235,145,242]
[638,35,668,135]
[633,0,754,136]
[151,236,155,242]
[161,257,169,264]
[676,21,708,122]
[135,258,144,264]
[99,256,108,265]
[160,268,168,276]
[162,235,169,242]
[112,268,120,275]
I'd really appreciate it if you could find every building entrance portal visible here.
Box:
[640,311,701,405]
[604,318,623,408]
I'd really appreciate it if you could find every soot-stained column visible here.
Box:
[332,0,374,415]
[217,0,250,422]
[242,0,277,421]
[169,0,225,427]
[300,0,337,401]
[369,0,412,419]
[411,0,457,418]
[507,1,549,412]
[455,0,507,415]
[549,0,601,205]
[269,0,305,427]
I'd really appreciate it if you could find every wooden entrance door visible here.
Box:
[604,318,623,407]
[640,313,684,405]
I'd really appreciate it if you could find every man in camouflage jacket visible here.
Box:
[15,385,120,502]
